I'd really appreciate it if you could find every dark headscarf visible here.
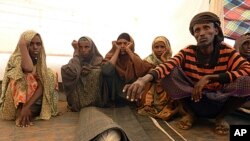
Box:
[117,32,131,42]
[189,11,224,43]
[105,33,152,82]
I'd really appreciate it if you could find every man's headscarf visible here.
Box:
[189,11,224,43]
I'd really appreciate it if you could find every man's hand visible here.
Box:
[123,77,146,101]
[192,76,210,102]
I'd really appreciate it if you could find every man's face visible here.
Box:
[78,40,92,58]
[28,35,42,58]
[193,23,218,47]
[152,41,167,59]
[117,39,129,55]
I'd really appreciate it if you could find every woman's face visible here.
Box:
[28,35,42,58]
[240,40,250,57]
[78,40,92,59]
[152,41,167,59]
[117,39,129,55]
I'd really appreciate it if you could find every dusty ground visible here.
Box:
[0,87,249,141]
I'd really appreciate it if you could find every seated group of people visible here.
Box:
[0,11,250,139]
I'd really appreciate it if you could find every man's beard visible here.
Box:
[197,43,210,50]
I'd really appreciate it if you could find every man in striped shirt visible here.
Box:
[123,12,250,135]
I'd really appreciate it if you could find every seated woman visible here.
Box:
[234,33,250,62]
[0,30,59,127]
[61,36,104,112]
[102,32,152,106]
[234,33,250,113]
[138,36,179,120]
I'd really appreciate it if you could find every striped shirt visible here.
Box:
[149,43,250,90]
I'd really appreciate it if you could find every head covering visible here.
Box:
[152,36,172,58]
[145,36,172,65]
[105,33,135,58]
[105,33,151,82]
[0,30,56,120]
[234,34,250,60]
[117,32,131,42]
[189,11,224,43]
[78,36,103,66]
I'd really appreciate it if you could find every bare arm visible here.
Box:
[17,79,43,127]
[192,74,220,102]
[19,36,33,73]
[108,41,121,66]
[123,74,153,101]
[72,40,79,57]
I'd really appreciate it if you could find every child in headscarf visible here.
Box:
[0,30,59,127]
[138,36,178,121]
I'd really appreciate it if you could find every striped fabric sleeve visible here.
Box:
[148,50,185,81]
[223,50,250,83]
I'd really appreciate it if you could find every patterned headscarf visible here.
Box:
[0,30,54,120]
[189,11,224,43]
[145,36,172,65]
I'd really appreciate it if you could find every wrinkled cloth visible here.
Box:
[0,30,58,120]
[75,107,130,141]
[75,106,154,141]
[162,67,250,100]
[224,0,250,40]
[61,36,104,111]
[161,67,250,117]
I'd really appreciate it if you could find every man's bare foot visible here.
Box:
[214,119,229,135]
[177,114,195,130]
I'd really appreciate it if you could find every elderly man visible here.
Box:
[123,12,250,135]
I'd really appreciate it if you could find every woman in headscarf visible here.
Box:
[102,32,152,106]
[234,33,250,62]
[138,36,179,120]
[0,30,59,127]
[234,33,250,114]
[61,36,104,112]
